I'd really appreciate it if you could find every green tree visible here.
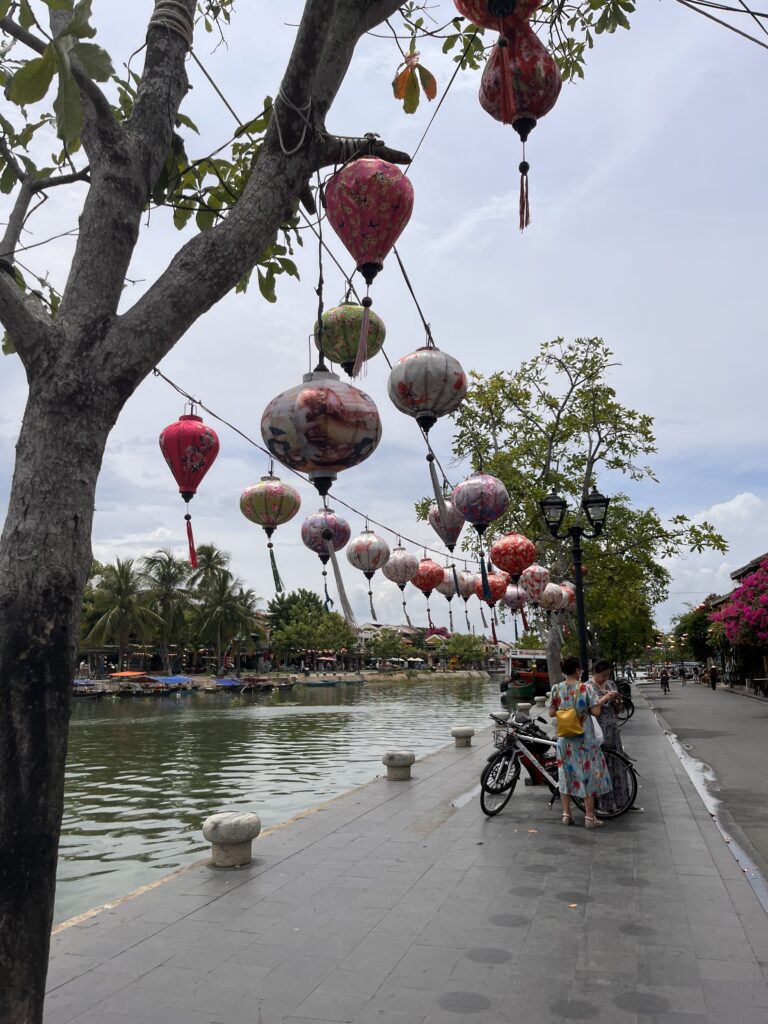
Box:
[141,549,192,675]
[672,595,723,662]
[431,338,726,682]
[189,543,231,590]
[446,632,486,667]
[190,570,262,673]
[86,559,162,670]
[367,629,408,662]
[267,589,327,633]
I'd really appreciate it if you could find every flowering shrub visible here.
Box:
[710,560,768,646]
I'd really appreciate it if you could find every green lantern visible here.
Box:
[315,302,386,377]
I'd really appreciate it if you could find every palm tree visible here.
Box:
[141,549,191,674]
[189,544,231,591]
[86,558,162,670]
[191,569,263,673]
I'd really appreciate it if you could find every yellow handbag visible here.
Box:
[555,689,585,738]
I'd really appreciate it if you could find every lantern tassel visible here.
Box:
[402,599,413,628]
[268,543,284,593]
[479,605,488,628]
[427,453,449,526]
[521,607,529,633]
[322,569,334,611]
[479,552,492,602]
[491,614,498,645]
[352,296,372,378]
[327,541,357,628]
[448,605,454,632]
[519,160,531,232]
[514,615,519,641]
[368,588,377,621]
[184,512,197,569]
[464,604,471,631]
[426,599,434,631]
[451,562,461,595]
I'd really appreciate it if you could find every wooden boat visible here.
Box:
[72,680,108,699]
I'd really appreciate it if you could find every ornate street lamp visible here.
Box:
[539,486,610,681]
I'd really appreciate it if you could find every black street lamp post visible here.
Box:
[539,486,610,682]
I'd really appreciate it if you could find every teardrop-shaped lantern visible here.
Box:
[159,410,220,568]
[301,507,355,622]
[490,532,536,580]
[453,0,541,31]
[519,562,550,604]
[428,496,465,551]
[315,302,386,377]
[388,346,467,433]
[347,528,391,621]
[325,157,414,287]
[411,557,446,630]
[261,368,382,496]
[382,543,419,626]
[240,473,301,593]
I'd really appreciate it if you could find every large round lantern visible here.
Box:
[452,471,509,603]
[315,302,386,378]
[519,563,550,604]
[539,582,569,613]
[347,527,391,620]
[159,409,220,568]
[301,506,354,621]
[240,472,301,593]
[383,543,419,626]
[325,156,414,287]
[411,557,446,629]
[436,565,457,632]
[490,532,535,580]
[261,368,381,496]
[388,346,467,433]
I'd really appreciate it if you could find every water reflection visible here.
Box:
[58,677,500,922]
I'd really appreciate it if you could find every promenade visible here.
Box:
[45,699,768,1024]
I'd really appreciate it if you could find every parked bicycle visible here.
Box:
[480,711,639,819]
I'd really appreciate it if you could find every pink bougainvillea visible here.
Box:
[710,559,768,646]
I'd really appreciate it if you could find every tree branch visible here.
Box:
[314,134,410,170]
[0,271,57,375]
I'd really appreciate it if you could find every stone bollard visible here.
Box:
[382,751,416,781]
[533,695,547,709]
[516,702,533,715]
[202,811,261,868]
[495,710,511,722]
[451,726,475,748]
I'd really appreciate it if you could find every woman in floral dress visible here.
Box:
[591,659,631,815]
[548,656,613,829]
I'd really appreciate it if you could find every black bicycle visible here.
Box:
[480,712,639,819]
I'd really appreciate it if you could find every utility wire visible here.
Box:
[676,0,768,47]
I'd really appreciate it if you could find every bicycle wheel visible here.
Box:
[617,698,634,725]
[480,753,520,817]
[570,750,638,819]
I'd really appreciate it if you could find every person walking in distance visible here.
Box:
[709,664,719,690]
[660,668,670,695]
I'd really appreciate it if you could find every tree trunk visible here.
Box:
[546,613,564,688]
[0,382,115,1024]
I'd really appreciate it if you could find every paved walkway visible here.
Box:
[45,701,768,1024]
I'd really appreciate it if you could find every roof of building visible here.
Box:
[731,551,768,581]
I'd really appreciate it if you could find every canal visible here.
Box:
[58,675,502,923]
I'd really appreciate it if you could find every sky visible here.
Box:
[1,1,767,640]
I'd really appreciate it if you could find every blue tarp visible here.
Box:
[215,678,243,688]
[145,675,193,684]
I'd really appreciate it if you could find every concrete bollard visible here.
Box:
[202,811,261,868]
[533,695,547,708]
[382,751,416,781]
[495,710,511,722]
[516,702,533,714]
[451,726,475,748]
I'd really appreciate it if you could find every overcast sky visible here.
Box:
[1,1,766,640]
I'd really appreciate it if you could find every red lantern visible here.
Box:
[411,557,446,630]
[474,569,509,643]
[159,410,220,568]
[325,157,414,287]
[453,1,541,31]
[490,532,536,580]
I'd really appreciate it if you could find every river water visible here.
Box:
[57,675,502,923]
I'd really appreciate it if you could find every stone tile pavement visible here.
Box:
[45,701,768,1023]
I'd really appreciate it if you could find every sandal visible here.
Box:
[561,814,574,826]
[584,816,604,829]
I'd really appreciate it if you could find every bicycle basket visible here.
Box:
[492,728,509,749]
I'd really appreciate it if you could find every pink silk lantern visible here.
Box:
[411,557,447,630]
[436,565,458,633]
[301,507,354,620]
[452,471,509,604]
[490,532,536,580]
[539,582,568,612]
[519,563,550,604]
[504,582,529,635]
[382,544,420,626]
[347,527,391,621]
[473,569,509,644]
[325,157,414,287]
[239,472,301,593]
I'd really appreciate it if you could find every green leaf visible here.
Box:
[402,70,420,114]
[176,112,199,134]
[18,0,35,28]
[0,0,13,18]
[195,206,215,231]
[61,0,96,39]
[42,0,74,10]
[52,56,83,143]
[8,46,56,105]
[2,331,16,355]
[276,257,299,279]
[72,42,114,81]
[257,268,276,303]
[416,64,437,102]
[0,163,17,193]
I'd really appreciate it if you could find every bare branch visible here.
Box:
[314,134,411,170]
[0,16,46,55]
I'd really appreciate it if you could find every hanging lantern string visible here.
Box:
[151,367,481,569]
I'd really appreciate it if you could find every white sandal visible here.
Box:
[584,816,604,829]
